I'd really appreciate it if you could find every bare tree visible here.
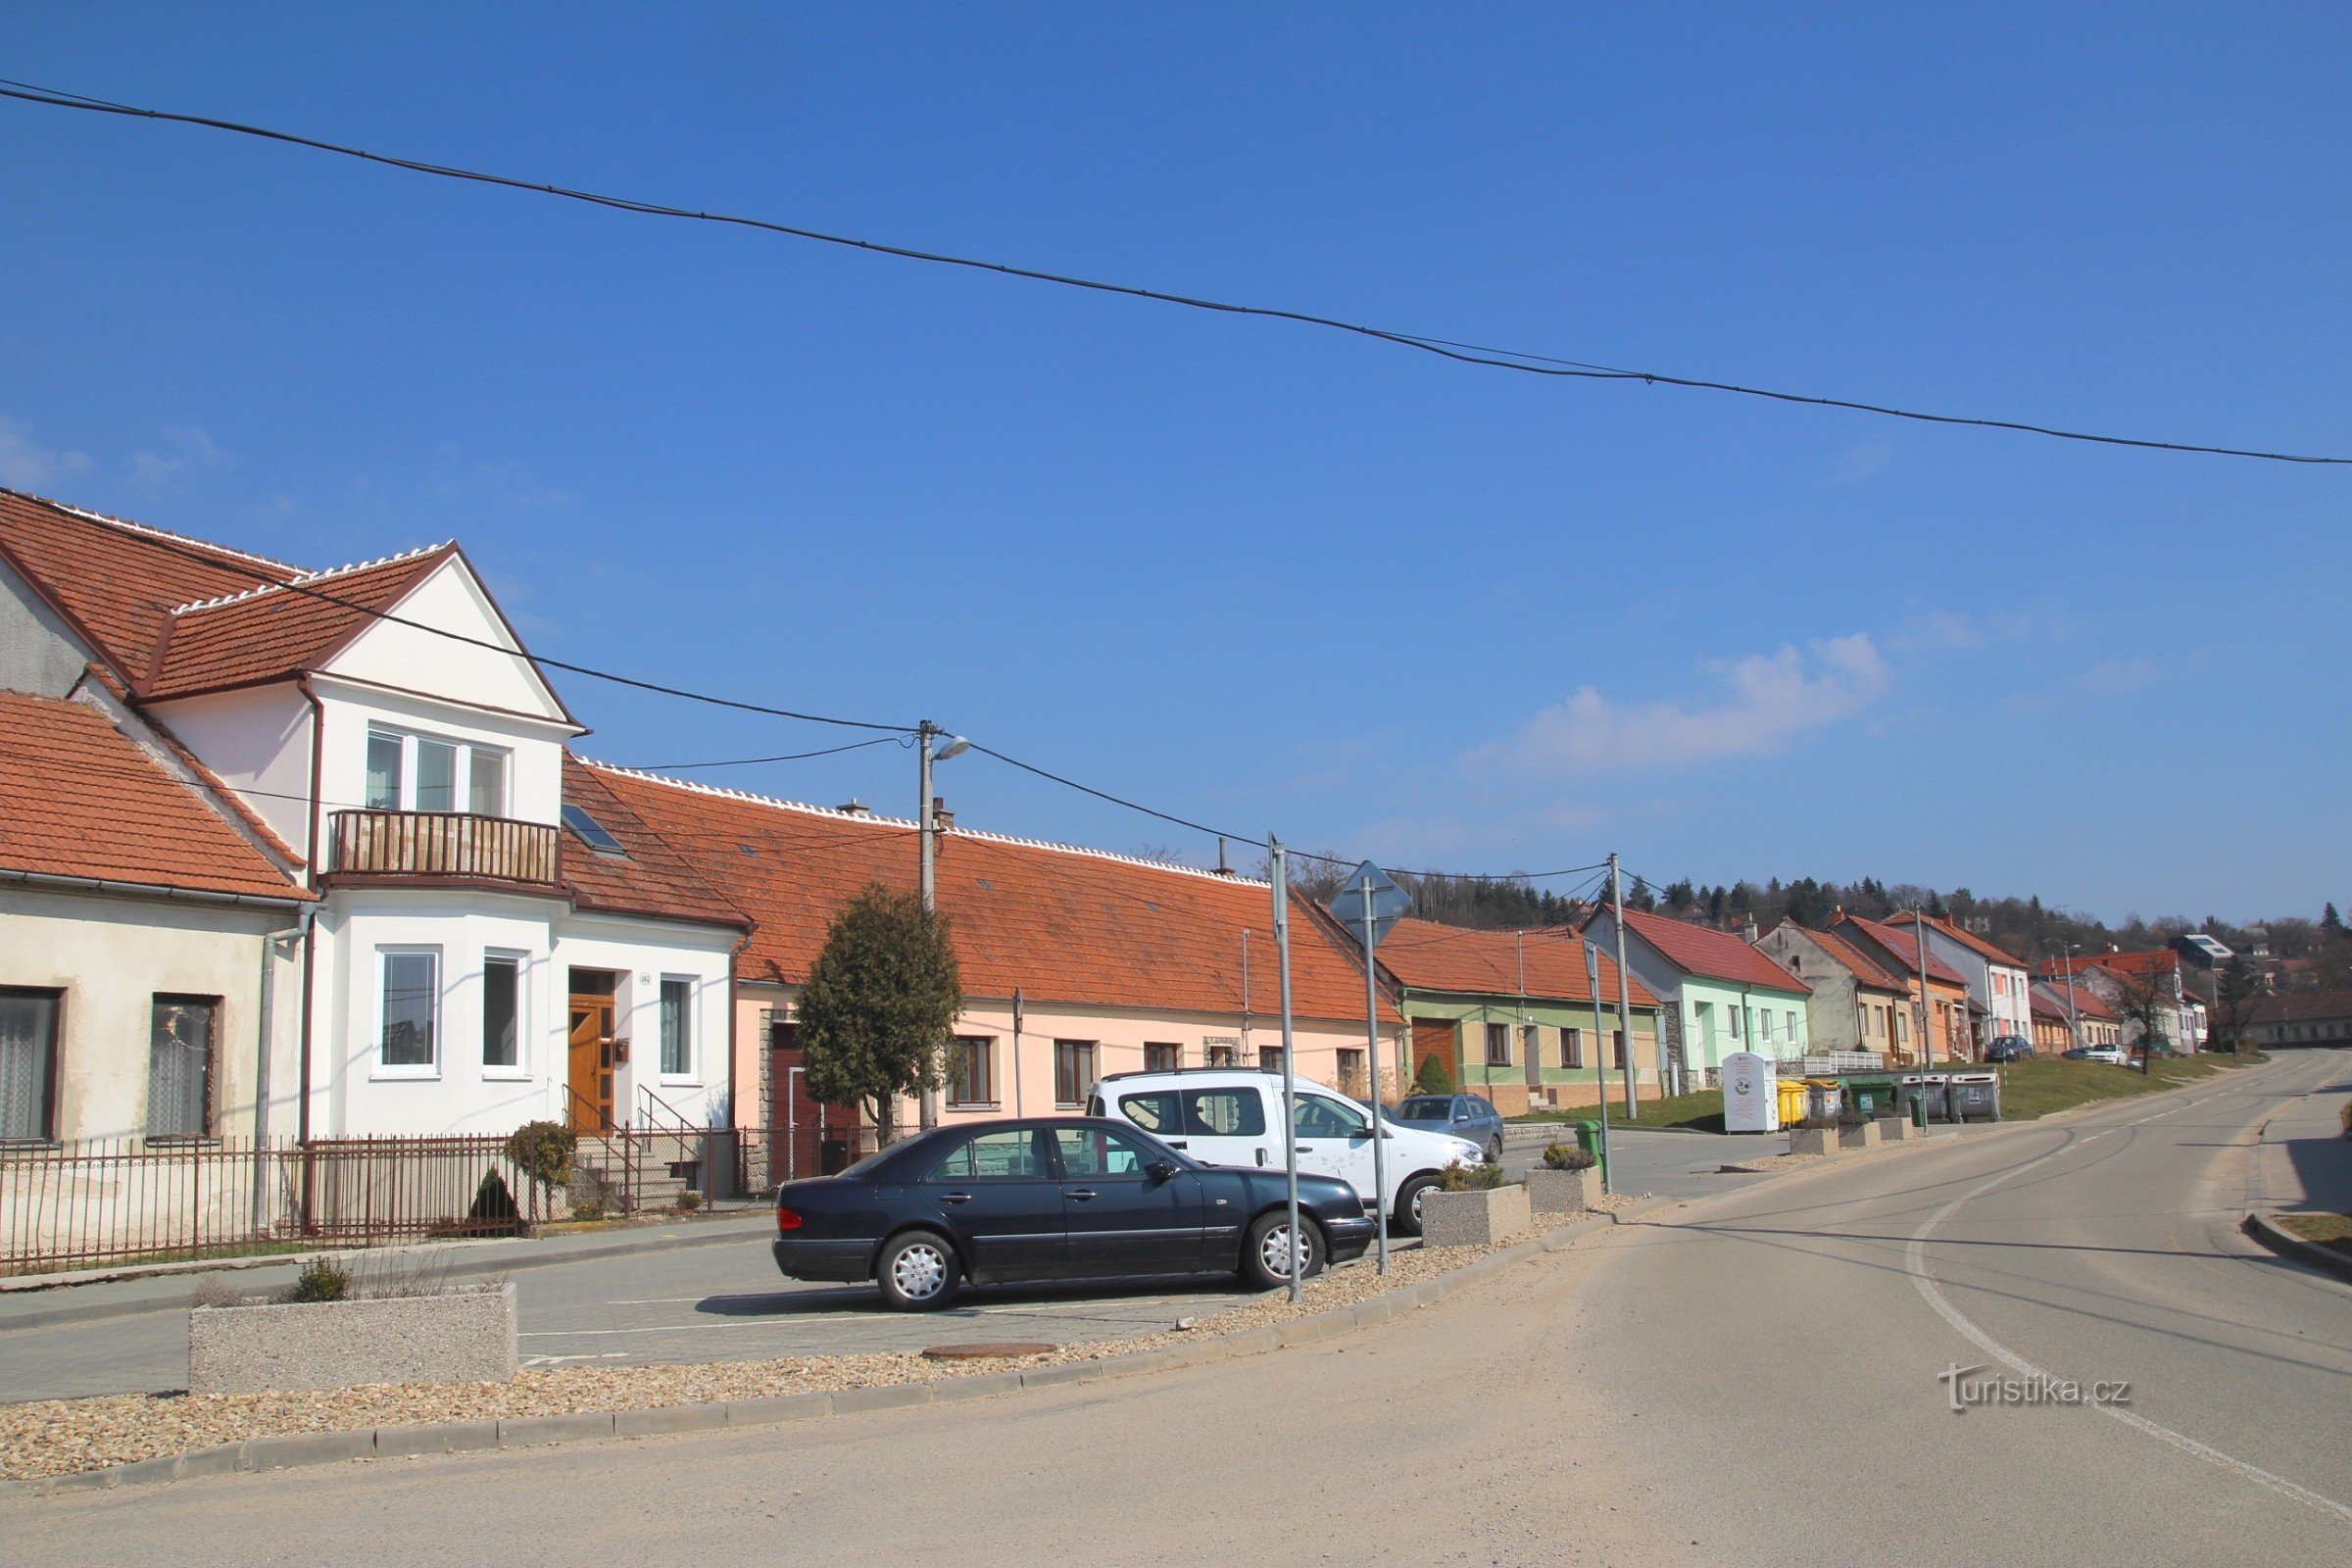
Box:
[2105,964,2179,1075]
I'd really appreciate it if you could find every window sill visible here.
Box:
[482,1069,531,1082]
[142,1135,221,1148]
[658,1077,702,1090]
[370,1068,441,1082]
[1054,1102,1085,1111]
[947,1102,1001,1112]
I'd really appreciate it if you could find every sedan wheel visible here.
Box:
[875,1232,961,1311]
[1242,1211,1324,1290]
[1487,1136,1503,1162]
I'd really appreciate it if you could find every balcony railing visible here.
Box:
[327,808,561,887]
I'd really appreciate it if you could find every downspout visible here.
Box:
[295,676,325,1149]
[253,906,314,1224]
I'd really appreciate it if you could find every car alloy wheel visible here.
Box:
[891,1240,950,1301]
[1258,1221,1315,1281]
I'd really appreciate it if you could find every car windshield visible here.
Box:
[1396,1098,1450,1119]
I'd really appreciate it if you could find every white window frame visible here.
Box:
[374,946,442,1080]
[364,725,512,817]
[657,974,699,1085]
[481,949,530,1081]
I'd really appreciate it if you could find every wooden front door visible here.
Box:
[568,996,616,1130]
[1410,1017,1457,1090]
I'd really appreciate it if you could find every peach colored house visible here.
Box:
[582,764,1403,1180]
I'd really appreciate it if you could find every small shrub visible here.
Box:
[675,1189,704,1212]
[283,1256,350,1303]
[465,1168,523,1236]
[1412,1054,1456,1097]
[1541,1141,1596,1171]
[188,1275,246,1310]
[1437,1158,1506,1192]
[505,1120,578,1191]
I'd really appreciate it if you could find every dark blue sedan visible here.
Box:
[772,1116,1375,1310]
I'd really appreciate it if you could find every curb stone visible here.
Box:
[4,1201,1671,1499]
[2242,1211,2352,1285]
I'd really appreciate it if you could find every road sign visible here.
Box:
[1330,861,1409,949]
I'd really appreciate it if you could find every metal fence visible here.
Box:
[735,1120,877,1193]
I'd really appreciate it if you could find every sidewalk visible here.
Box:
[2254,1054,2352,1214]
[0,1210,777,1334]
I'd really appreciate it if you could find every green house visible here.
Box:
[1582,906,1812,1091]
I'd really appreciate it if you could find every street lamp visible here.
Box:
[916,721,966,1130]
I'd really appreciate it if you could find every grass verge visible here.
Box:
[1515,1090,1726,1133]
[2274,1211,2352,1260]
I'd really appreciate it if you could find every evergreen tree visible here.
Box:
[798,882,964,1145]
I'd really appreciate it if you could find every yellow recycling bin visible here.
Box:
[1777,1076,1809,1127]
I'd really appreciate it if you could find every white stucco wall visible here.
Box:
[145,685,317,860]
[309,676,572,837]
[323,560,564,723]
[0,886,303,1143]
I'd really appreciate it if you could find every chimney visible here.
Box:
[1741,915,1759,944]
[933,799,955,831]
[837,799,872,817]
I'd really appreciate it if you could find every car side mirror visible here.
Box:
[1145,1159,1178,1182]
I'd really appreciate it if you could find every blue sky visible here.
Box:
[3,5,2346,924]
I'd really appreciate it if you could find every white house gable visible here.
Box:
[322,557,570,727]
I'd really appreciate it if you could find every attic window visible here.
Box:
[562,804,628,858]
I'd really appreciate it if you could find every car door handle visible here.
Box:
[1068,1189,1098,1201]
[1167,1140,1188,1149]
[942,1192,973,1204]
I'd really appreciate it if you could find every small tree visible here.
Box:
[1412,1051,1455,1096]
[798,882,963,1145]
[2107,965,2177,1074]
[2213,956,2263,1052]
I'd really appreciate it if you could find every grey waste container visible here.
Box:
[1945,1071,2001,1123]
[1898,1074,1949,1122]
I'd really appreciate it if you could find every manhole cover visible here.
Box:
[921,1341,1059,1360]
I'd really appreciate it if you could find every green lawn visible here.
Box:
[1515,1089,1726,1133]
[2275,1211,2352,1260]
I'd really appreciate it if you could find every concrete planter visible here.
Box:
[1874,1116,1915,1144]
[1788,1127,1841,1157]
[1525,1166,1602,1215]
[190,1282,517,1394]
[1420,1184,1531,1248]
[1837,1121,1882,1152]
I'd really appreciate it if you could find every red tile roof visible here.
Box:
[0,689,309,902]
[2249,989,2352,1025]
[1890,909,2026,969]
[1832,914,1967,985]
[143,547,454,699]
[1774,922,1908,991]
[558,757,746,930]
[2078,949,2180,980]
[583,763,1396,1027]
[2030,980,2116,1021]
[1376,917,1657,1008]
[1611,907,1810,993]
[0,490,287,682]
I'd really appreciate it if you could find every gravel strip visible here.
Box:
[4,1223,1628,1480]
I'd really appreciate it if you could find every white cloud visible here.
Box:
[1470,633,1891,777]
[0,416,93,489]
[129,423,229,488]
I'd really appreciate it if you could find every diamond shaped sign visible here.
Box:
[1329,861,1410,950]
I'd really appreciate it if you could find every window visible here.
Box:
[561,803,628,857]
[1181,1087,1265,1137]
[948,1037,995,1105]
[659,977,693,1077]
[1611,1030,1627,1069]
[1293,1095,1369,1140]
[1054,1041,1097,1107]
[1143,1042,1179,1073]
[1786,1010,1799,1043]
[1258,1045,1285,1075]
[1760,1011,1776,1045]
[379,950,440,1069]
[482,954,522,1071]
[147,996,217,1138]
[364,727,509,815]
[1054,1124,1153,1177]
[1205,1043,1237,1067]
[1560,1026,1584,1068]
[928,1126,1046,1181]
[1729,1007,1744,1041]
[1485,1022,1511,1067]
[1118,1091,1183,1135]
[1,988,62,1143]
[1334,1047,1367,1095]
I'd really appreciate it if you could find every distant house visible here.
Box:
[2247,990,2352,1049]
[1372,918,1660,1116]
[2028,980,2120,1052]
[1583,906,1809,1090]
[1828,913,1972,1063]
[2046,950,2206,1052]
[1890,911,2034,1052]
[1754,922,1908,1059]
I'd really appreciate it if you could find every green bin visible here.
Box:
[1571,1118,1608,1185]
[1842,1073,1900,1119]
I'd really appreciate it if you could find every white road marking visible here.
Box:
[1905,1063,2352,1526]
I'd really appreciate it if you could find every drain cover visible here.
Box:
[921,1341,1059,1360]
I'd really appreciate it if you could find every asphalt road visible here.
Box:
[12,1066,2338,1566]
[1,1126,1763,1402]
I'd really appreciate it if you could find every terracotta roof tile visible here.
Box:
[583,764,1396,1027]
[1775,923,1908,991]
[2030,980,2116,1020]
[1832,914,1968,985]
[142,547,454,699]
[558,757,746,930]
[1890,909,2027,968]
[0,489,289,680]
[1377,917,1656,1007]
[0,689,308,902]
[1612,906,1810,993]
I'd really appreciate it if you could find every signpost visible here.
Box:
[1331,860,1409,1273]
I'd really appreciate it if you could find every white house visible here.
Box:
[1,488,747,1148]
[1892,911,2034,1051]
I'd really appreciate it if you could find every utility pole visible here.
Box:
[1270,839,1303,1302]
[1360,875,1391,1274]
[917,719,942,1131]
[1609,854,1641,1117]
[1912,906,1936,1069]
[1584,939,1614,1196]
[2060,941,2081,1051]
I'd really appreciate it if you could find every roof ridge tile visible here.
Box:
[37,495,305,573]
[170,541,453,613]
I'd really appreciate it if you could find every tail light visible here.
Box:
[777,1204,804,1233]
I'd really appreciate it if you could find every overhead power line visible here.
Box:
[3,76,2344,466]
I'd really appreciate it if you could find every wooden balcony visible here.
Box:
[327,809,561,889]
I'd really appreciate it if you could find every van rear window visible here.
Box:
[1117,1088,1267,1139]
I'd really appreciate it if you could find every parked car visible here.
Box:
[1388,1094,1506,1162]
[1984,1035,2034,1062]
[1088,1067,1486,1236]
[771,1117,1373,1310]
[2065,1045,2127,1065]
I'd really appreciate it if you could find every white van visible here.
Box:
[1087,1068,1487,1236]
